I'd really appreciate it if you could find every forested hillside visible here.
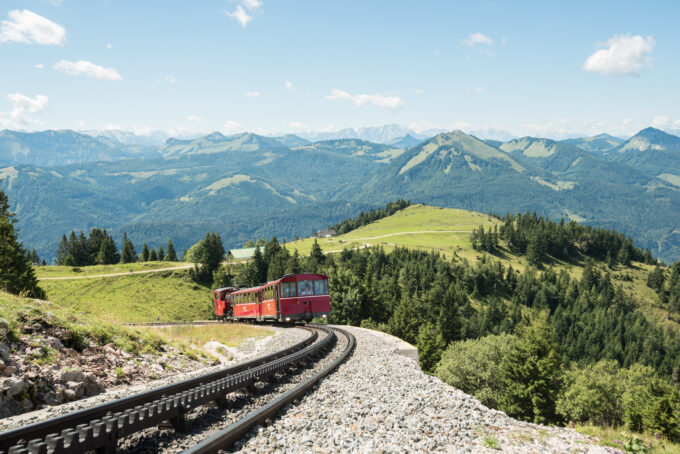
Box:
[254,204,680,441]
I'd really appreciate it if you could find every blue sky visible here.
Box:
[1,0,679,138]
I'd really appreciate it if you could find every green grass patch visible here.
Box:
[576,424,680,453]
[38,270,212,324]
[35,261,188,278]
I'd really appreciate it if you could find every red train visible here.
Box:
[212,273,330,323]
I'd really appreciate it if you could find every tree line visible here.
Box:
[328,199,411,235]
[55,229,178,266]
[474,212,655,267]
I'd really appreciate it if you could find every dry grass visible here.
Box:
[141,323,274,350]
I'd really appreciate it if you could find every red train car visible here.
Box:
[212,273,330,323]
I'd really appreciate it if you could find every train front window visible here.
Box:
[282,282,296,297]
[314,280,328,295]
[299,280,313,296]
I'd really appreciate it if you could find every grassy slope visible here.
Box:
[35,261,188,278]
[38,268,212,324]
[286,204,665,329]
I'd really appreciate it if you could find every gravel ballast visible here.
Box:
[236,326,611,454]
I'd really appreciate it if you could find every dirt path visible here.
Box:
[38,264,194,280]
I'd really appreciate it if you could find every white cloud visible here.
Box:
[54,60,122,80]
[242,0,263,10]
[288,121,308,132]
[104,123,122,131]
[285,80,295,93]
[583,34,655,76]
[0,93,49,129]
[325,89,404,110]
[164,74,176,84]
[466,87,485,94]
[414,88,424,94]
[501,37,507,45]
[35,63,44,69]
[245,91,260,97]
[226,5,252,27]
[223,120,246,135]
[0,10,66,46]
[133,126,153,136]
[674,118,680,128]
[187,115,202,123]
[652,115,669,128]
[464,32,493,47]
[106,43,112,49]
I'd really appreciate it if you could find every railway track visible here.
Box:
[0,325,354,454]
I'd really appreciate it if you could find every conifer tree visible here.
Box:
[0,188,45,298]
[158,245,165,261]
[141,243,149,261]
[56,233,68,265]
[149,247,158,261]
[166,239,178,261]
[120,232,136,263]
[96,236,119,264]
[309,239,325,269]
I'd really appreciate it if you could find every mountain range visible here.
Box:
[2,126,680,263]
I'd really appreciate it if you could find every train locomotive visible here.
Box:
[212,273,330,323]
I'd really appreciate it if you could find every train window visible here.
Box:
[299,280,313,296]
[282,282,296,297]
[314,280,328,295]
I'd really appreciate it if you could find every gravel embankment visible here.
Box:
[236,326,612,454]
[119,327,346,453]
[0,326,310,433]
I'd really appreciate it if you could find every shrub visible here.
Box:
[556,360,624,427]
[436,333,516,409]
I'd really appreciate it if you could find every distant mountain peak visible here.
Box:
[617,127,680,153]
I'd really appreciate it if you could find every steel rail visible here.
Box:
[183,326,356,454]
[0,326,330,454]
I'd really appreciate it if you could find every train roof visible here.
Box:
[231,273,328,295]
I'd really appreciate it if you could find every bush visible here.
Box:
[436,333,517,409]
[556,360,624,427]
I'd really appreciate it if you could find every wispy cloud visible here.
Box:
[54,60,122,80]
[414,89,424,94]
[223,120,246,134]
[325,89,404,110]
[463,32,493,47]
[164,74,176,84]
[652,115,669,128]
[583,34,654,76]
[0,93,49,129]
[35,63,45,69]
[0,9,66,45]
[225,0,263,27]
[245,91,260,97]
[285,80,295,93]
[466,87,485,94]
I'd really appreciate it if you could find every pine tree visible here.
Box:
[141,243,149,261]
[0,188,45,298]
[166,239,178,261]
[500,311,563,424]
[120,232,136,263]
[96,236,119,264]
[149,247,158,261]
[158,245,165,261]
[56,233,68,265]
[309,239,326,269]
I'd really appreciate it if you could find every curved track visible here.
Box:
[0,325,352,454]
